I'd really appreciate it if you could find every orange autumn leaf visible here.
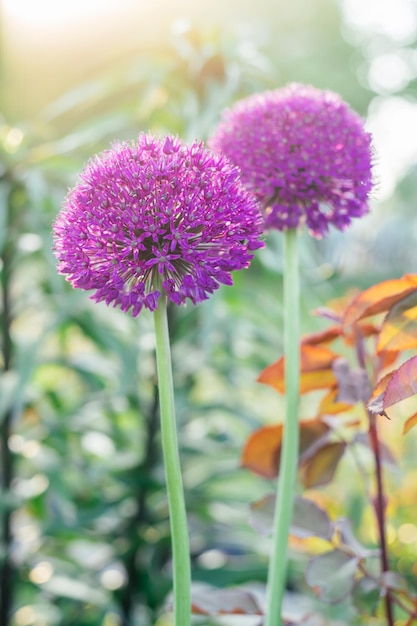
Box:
[378,349,400,372]
[258,344,338,394]
[299,370,337,394]
[241,424,282,478]
[301,326,342,346]
[367,372,392,415]
[357,322,380,338]
[298,419,332,463]
[377,291,417,353]
[343,275,417,327]
[241,419,330,479]
[315,291,360,320]
[342,321,380,347]
[318,388,353,415]
[300,441,346,488]
[368,356,417,415]
[403,412,417,435]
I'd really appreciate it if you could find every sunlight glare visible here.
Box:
[342,0,417,42]
[3,0,134,27]
[368,52,412,94]
[367,96,417,199]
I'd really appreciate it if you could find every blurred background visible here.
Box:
[1,0,417,625]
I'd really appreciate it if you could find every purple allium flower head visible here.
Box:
[53,134,263,316]
[209,83,373,238]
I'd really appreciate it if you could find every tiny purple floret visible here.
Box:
[210,83,373,238]
[53,134,264,316]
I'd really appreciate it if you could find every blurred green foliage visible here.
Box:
[1,2,417,625]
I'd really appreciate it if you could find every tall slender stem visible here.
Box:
[153,294,191,626]
[0,230,13,626]
[265,228,300,626]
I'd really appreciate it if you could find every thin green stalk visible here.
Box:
[265,228,300,626]
[153,295,191,626]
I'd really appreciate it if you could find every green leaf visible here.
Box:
[381,571,409,594]
[305,549,359,603]
[292,496,334,540]
[352,577,380,615]
[190,583,263,615]
[249,494,333,540]
[335,518,375,558]
[249,493,276,537]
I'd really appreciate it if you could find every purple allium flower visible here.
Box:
[209,83,373,238]
[53,134,263,316]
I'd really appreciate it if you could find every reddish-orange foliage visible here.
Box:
[241,418,330,480]
[343,274,417,327]
[368,356,417,415]
[244,273,417,488]
[377,292,417,353]
[300,441,346,488]
[403,412,417,435]
[318,389,352,414]
[257,344,339,394]
[239,274,417,620]
[301,326,342,345]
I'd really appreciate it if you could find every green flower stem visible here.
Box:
[265,228,300,626]
[153,295,191,626]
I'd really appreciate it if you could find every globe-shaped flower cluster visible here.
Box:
[210,83,373,238]
[53,134,263,316]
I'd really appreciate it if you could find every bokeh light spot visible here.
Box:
[29,561,54,584]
